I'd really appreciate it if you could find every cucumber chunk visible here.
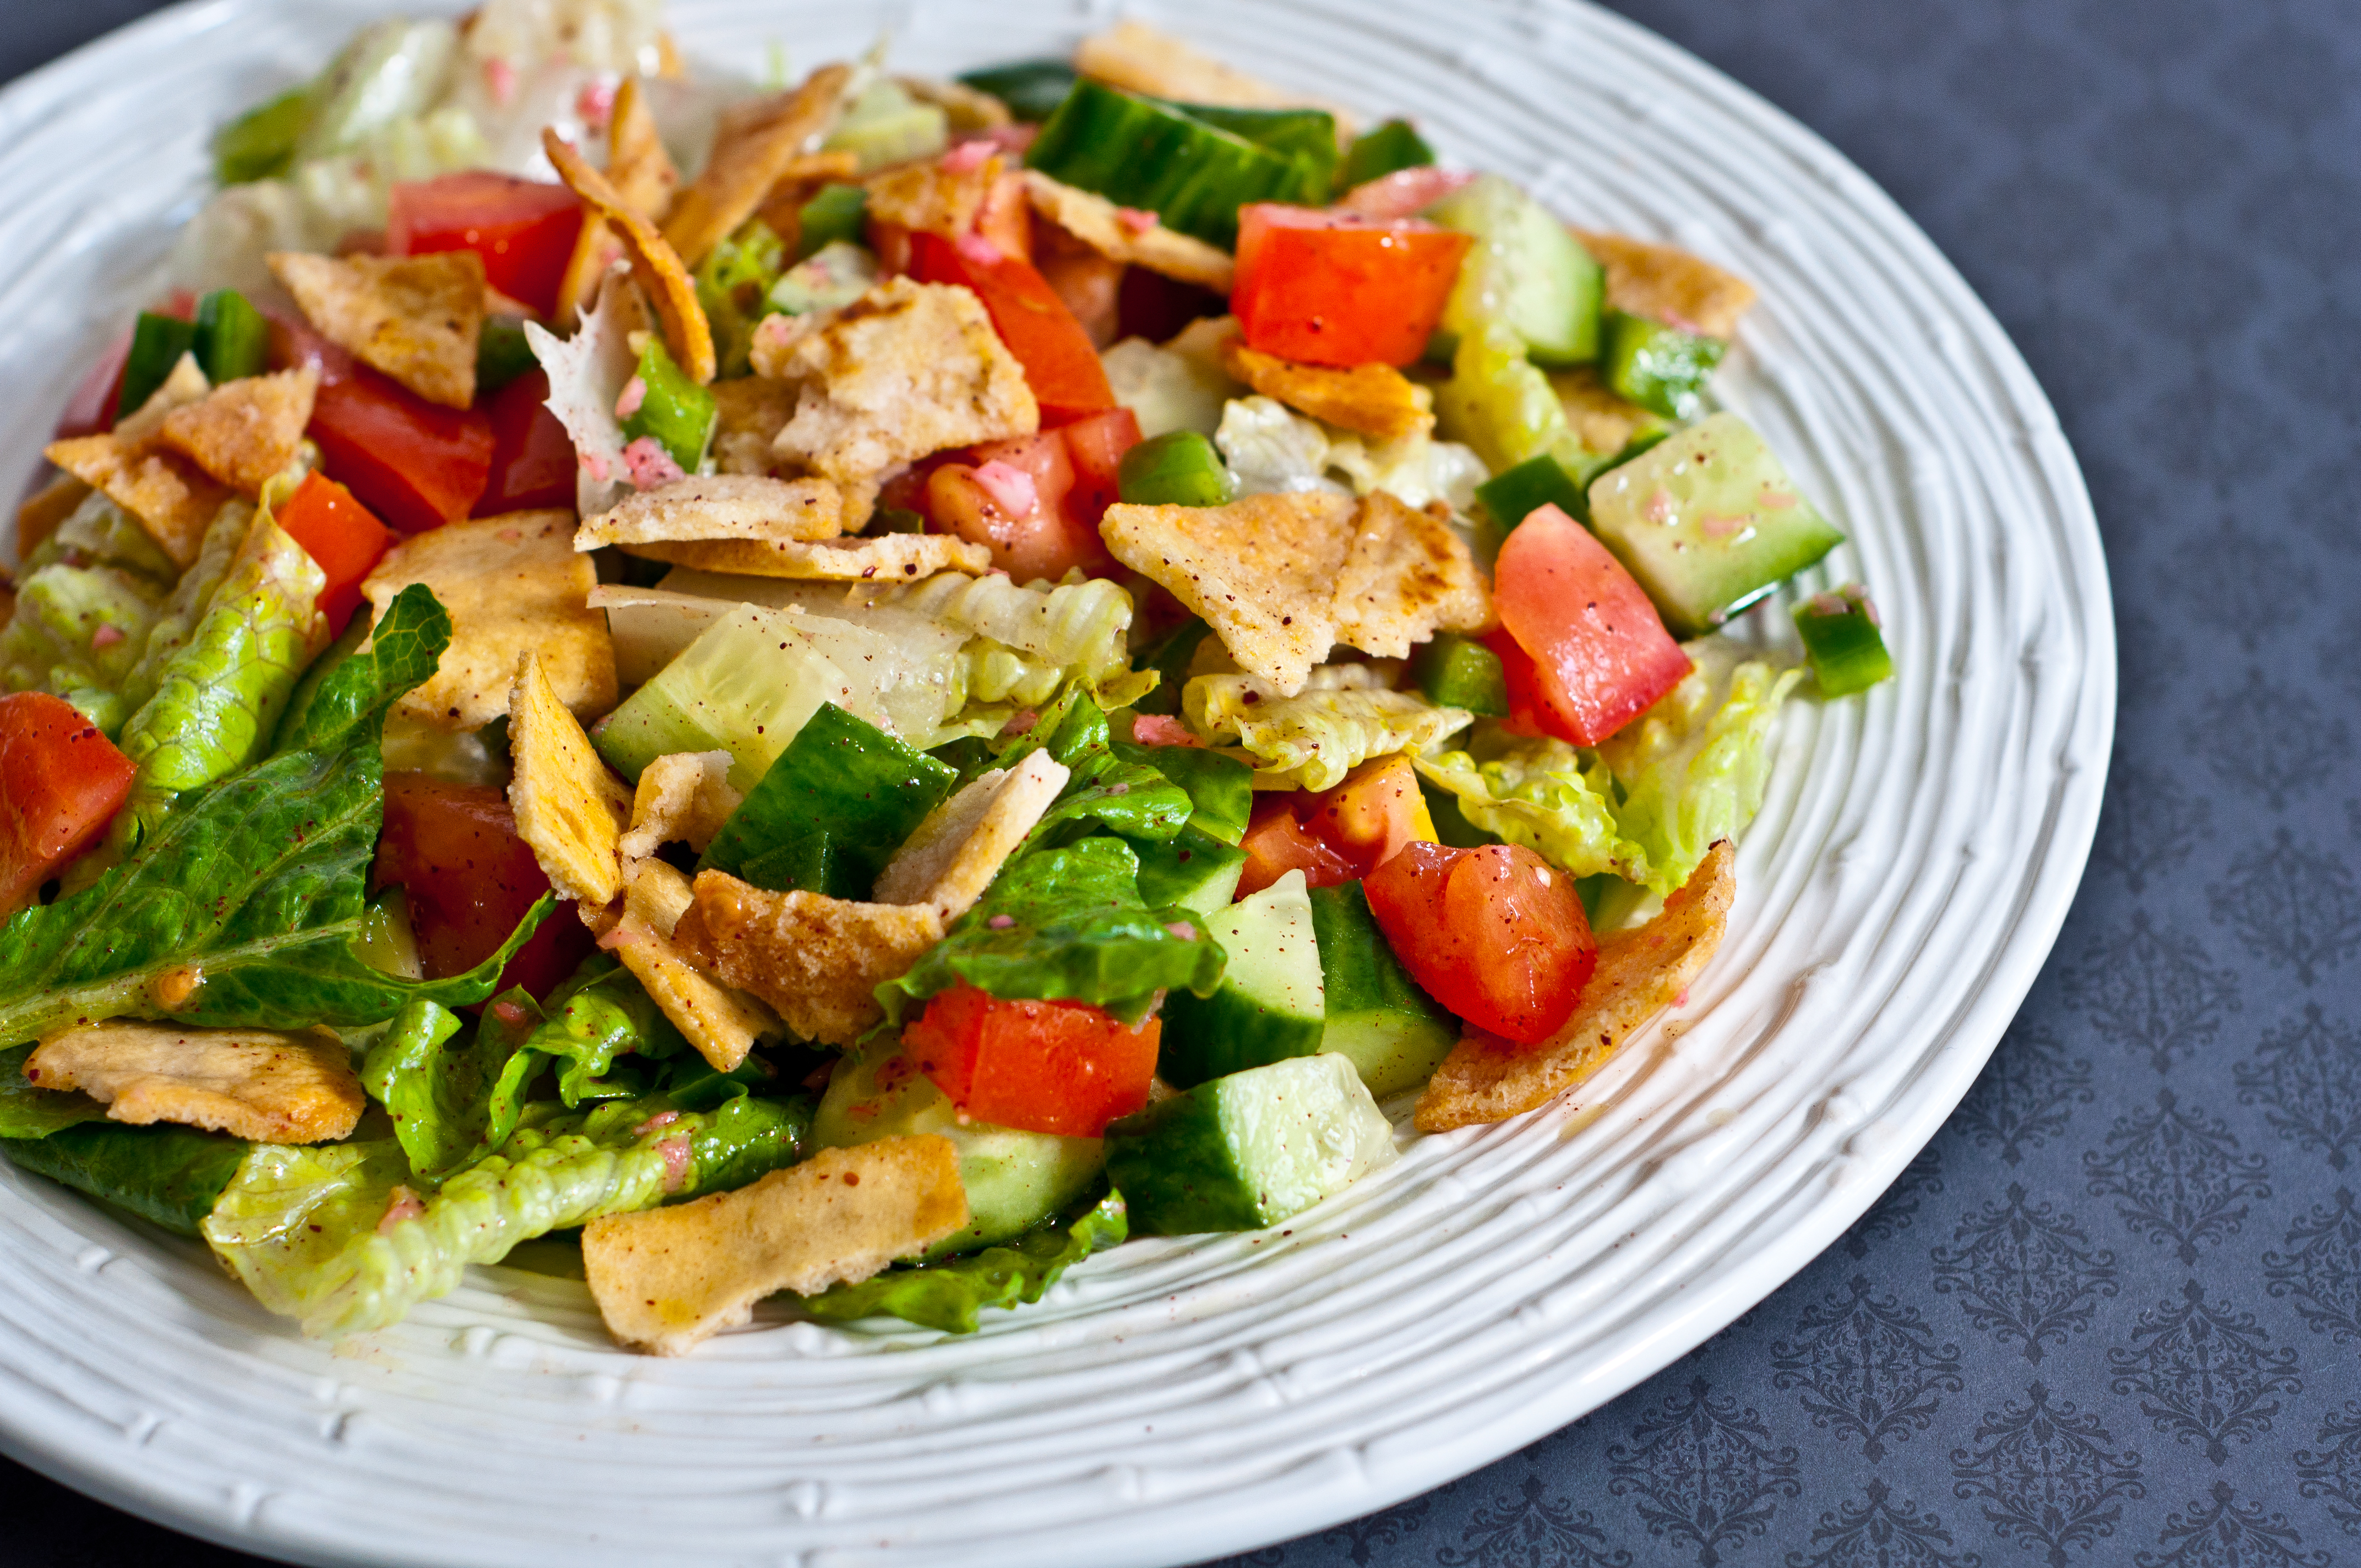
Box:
[1105,1054,1395,1234]
[815,1045,1106,1259]
[1476,453,1590,532]
[700,703,956,898]
[957,59,1080,124]
[1586,412,1845,637]
[117,312,196,421]
[1794,584,1893,696]
[1411,635,1508,717]
[1308,881,1457,1098]
[1160,869,1326,1088]
[1424,174,1604,367]
[1600,309,1726,421]
[1026,79,1314,248]
[194,288,271,385]
[1130,824,1248,915]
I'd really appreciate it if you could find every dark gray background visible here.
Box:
[6,1,2359,1564]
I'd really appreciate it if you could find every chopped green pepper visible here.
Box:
[1117,431,1236,507]
[1793,585,1892,696]
[1411,635,1509,717]
[695,219,787,378]
[619,337,716,474]
[1600,309,1727,421]
[475,315,538,396]
[211,85,312,186]
[794,184,870,260]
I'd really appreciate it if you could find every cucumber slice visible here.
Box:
[1600,309,1726,421]
[1152,101,1337,201]
[1410,635,1508,717]
[1586,412,1846,637]
[1105,1054,1394,1234]
[1159,869,1326,1088]
[1794,585,1892,696]
[1026,79,1314,249]
[193,289,270,385]
[700,703,956,898]
[1424,173,1604,367]
[117,312,195,421]
[1340,118,1435,192]
[1475,453,1590,532]
[1308,881,1456,1098]
[815,1045,1105,1259]
[1130,824,1248,915]
[957,60,1080,124]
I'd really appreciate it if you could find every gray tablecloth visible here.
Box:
[5,0,2357,1564]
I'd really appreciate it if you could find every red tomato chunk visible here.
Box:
[1491,504,1689,746]
[475,367,578,515]
[388,172,584,318]
[274,471,393,638]
[1364,840,1597,1046]
[905,982,1161,1137]
[308,371,496,535]
[372,774,583,999]
[906,231,1116,426]
[1231,204,1471,368]
[0,693,136,918]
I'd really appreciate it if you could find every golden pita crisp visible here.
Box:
[614,859,782,1073]
[1415,841,1737,1132]
[583,1137,967,1355]
[1220,335,1432,443]
[1551,366,1663,456]
[864,154,1002,241]
[1022,171,1235,292]
[620,750,741,859]
[543,127,716,385]
[159,365,320,494]
[1571,230,1757,340]
[556,75,682,325]
[674,870,944,1048]
[898,75,1013,133]
[268,251,485,409]
[709,375,798,475]
[362,510,616,732]
[576,473,847,549]
[871,749,1071,921]
[26,1022,364,1144]
[1101,491,1357,696]
[618,529,988,581]
[661,63,852,270]
[507,649,632,903]
[1329,492,1494,658]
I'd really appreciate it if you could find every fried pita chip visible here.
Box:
[269,251,485,409]
[576,473,847,551]
[1022,171,1235,293]
[363,510,616,731]
[620,749,741,859]
[864,154,1002,241]
[618,530,988,581]
[1551,366,1662,456]
[1414,841,1737,1133]
[508,649,631,903]
[15,473,91,562]
[871,749,1071,921]
[26,1022,364,1144]
[157,365,320,494]
[662,63,853,271]
[613,859,782,1072]
[1330,493,1493,658]
[1220,335,1431,443]
[755,278,1037,484]
[544,127,716,385]
[710,375,798,475]
[899,75,1013,132]
[674,870,945,1047]
[1076,21,1352,133]
[1101,491,1357,695]
[1571,230,1756,340]
[43,353,226,569]
[583,1137,967,1355]
[556,75,683,325]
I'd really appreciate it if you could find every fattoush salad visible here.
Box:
[0,2,1893,1354]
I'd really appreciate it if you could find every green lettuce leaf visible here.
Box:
[795,1189,1128,1333]
[4,1123,249,1236]
[361,998,545,1182]
[1110,738,1252,845]
[1414,723,1653,885]
[0,1044,109,1139]
[0,565,164,733]
[526,955,690,1107]
[108,499,255,730]
[274,583,450,754]
[1597,641,1803,895]
[700,703,956,899]
[202,1091,809,1338]
[1022,697,1193,850]
[880,836,1227,1028]
[1184,667,1472,792]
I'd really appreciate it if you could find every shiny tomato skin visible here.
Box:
[1302,754,1435,879]
[1492,504,1690,746]
[474,368,576,515]
[273,471,393,637]
[373,773,583,999]
[308,369,496,534]
[1364,840,1596,1045]
[928,429,1120,581]
[1231,204,1471,367]
[1055,406,1142,529]
[387,172,584,317]
[55,326,134,439]
[1236,793,1358,899]
[905,983,1161,1137]
[0,693,136,917]
[906,230,1116,424]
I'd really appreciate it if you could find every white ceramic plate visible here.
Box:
[0,2,2112,1563]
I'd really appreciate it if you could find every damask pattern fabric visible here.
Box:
[3,0,2359,1564]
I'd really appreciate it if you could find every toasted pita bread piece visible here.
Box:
[1220,335,1431,443]
[753,278,1037,485]
[872,749,1071,922]
[1101,491,1357,696]
[508,650,632,903]
[157,365,320,494]
[576,473,847,551]
[674,870,945,1048]
[899,75,1013,132]
[1022,172,1235,293]
[16,474,91,562]
[710,376,799,476]
[556,75,683,325]
[26,1022,364,1144]
[616,529,988,582]
[1076,21,1352,133]
[363,510,616,732]
[1570,230,1756,340]
[612,858,782,1073]
[662,64,853,271]
[584,1136,967,1355]
[1414,841,1736,1133]
[1329,493,1493,658]
[544,127,716,385]
[864,154,1004,240]
[43,354,226,568]
[269,251,484,409]
[621,750,741,859]
[1552,366,1662,456]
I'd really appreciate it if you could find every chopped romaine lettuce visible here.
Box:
[0,1044,108,1140]
[1102,323,1244,439]
[796,1189,1128,1333]
[1215,395,1487,511]
[1185,666,1472,792]
[1415,724,1652,884]
[6,1123,249,1237]
[362,998,542,1182]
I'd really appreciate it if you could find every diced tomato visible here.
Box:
[0,693,136,918]
[907,230,1116,424]
[928,429,1119,581]
[308,369,496,534]
[1302,755,1435,878]
[54,326,134,439]
[1492,504,1690,745]
[266,306,358,385]
[905,982,1160,1136]
[1056,406,1141,529]
[1363,840,1596,1046]
[274,471,393,637]
[1334,166,1477,220]
[388,172,585,318]
[373,773,584,1000]
[976,170,1032,263]
[475,368,576,515]
[1231,204,1471,367]
[1237,793,1358,899]
[1117,266,1226,345]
